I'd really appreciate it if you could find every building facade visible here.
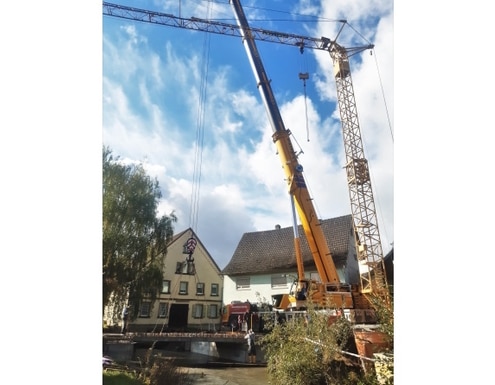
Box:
[105,228,224,332]
[221,215,359,307]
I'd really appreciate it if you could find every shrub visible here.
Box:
[262,308,356,385]
[147,357,194,385]
[260,305,392,385]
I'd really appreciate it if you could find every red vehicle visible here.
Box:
[221,301,259,331]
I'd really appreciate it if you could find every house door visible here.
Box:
[168,304,189,329]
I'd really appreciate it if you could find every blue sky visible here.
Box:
[3,1,495,381]
[103,0,394,269]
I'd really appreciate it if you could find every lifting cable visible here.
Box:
[365,47,393,248]
[330,45,393,254]
[187,0,215,332]
[370,48,394,143]
[181,0,214,326]
[188,2,213,235]
[328,22,393,246]
[299,72,310,142]
[339,21,393,145]
[297,42,310,142]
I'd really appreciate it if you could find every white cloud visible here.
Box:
[103,0,394,269]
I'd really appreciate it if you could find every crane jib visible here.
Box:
[231,0,341,286]
[231,0,286,134]
[293,175,306,188]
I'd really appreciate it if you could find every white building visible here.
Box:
[221,215,359,308]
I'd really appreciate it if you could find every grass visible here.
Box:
[103,357,194,385]
[103,370,145,385]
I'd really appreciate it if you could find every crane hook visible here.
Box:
[298,72,310,142]
[296,41,305,54]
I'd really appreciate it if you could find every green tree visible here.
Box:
[103,146,177,320]
[261,308,369,385]
[261,294,394,385]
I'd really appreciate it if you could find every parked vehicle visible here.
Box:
[103,355,115,368]
[221,301,260,331]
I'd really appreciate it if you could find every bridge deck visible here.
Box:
[104,331,248,344]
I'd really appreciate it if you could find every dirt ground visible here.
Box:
[186,366,269,385]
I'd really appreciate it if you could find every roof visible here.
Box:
[169,227,222,273]
[222,215,353,276]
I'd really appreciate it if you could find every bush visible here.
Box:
[261,307,388,385]
[261,309,353,385]
[148,357,194,385]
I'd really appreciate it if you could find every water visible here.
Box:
[184,366,269,385]
[134,348,270,385]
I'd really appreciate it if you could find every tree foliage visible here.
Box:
[261,308,376,385]
[260,291,394,385]
[103,146,177,320]
[369,292,394,350]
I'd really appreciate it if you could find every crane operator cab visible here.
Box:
[291,279,311,310]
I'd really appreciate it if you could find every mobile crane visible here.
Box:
[103,0,390,318]
[229,0,354,313]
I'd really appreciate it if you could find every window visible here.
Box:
[193,304,204,318]
[236,277,250,290]
[196,282,205,295]
[162,280,171,294]
[271,275,288,288]
[176,262,186,274]
[139,302,151,318]
[176,261,195,275]
[208,304,218,318]
[210,283,219,296]
[179,281,188,295]
[158,302,169,318]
